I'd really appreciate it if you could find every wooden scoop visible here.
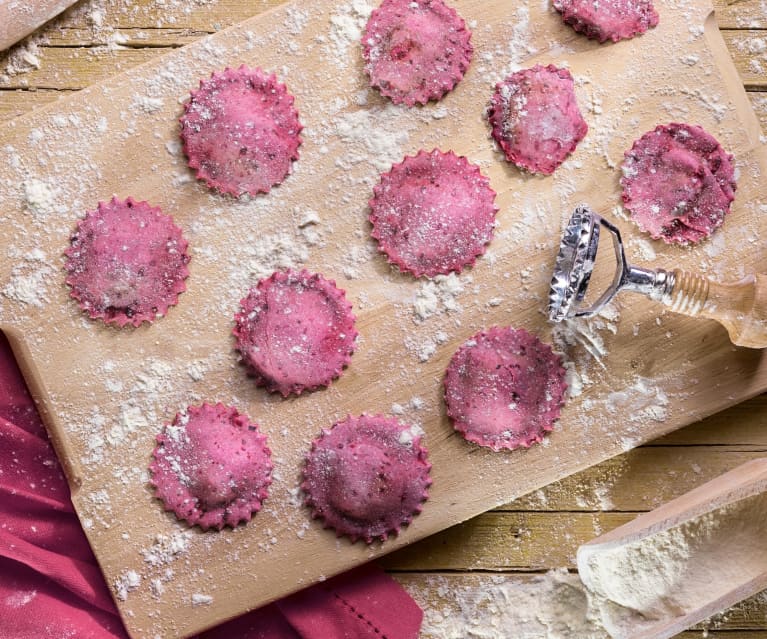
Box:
[0,0,81,52]
[577,458,767,639]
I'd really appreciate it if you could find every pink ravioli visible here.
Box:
[487,64,588,175]
[444,327,567,452]
[302,414,432,544]
[362,0,473,106]
[369,149,498,277]
[233,269,357,397]
[64,196,190,327]
[621,123,736,245]
[149,403,272,531]
[553,0,659,43]
[180,65,302,197]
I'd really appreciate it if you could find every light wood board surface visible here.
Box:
[1,0,766,637]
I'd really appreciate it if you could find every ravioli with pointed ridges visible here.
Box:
[362,0,472,106]
[180,65,302,197]
[369,149,497,277]
[149,403,272,531]
[302,414,432,544]
[233,269,357,397]
[444,327,567,452]
[64,196,190,327]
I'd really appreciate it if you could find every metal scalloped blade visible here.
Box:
[548,206,600,322]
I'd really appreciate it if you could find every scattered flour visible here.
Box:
[284,6,310,35]
[131,95,164,114]
[552,303,621,375]
[397,423,425,447]
[409,570,609,639]
[1,250,54,307]
[404,330,449,363]
[628,237,656,262]
[606,377,669,424]
[23,178,59,218]
[325,0,373,65]
[413,273,466,322]
[114,570,141,601]
[191,593,214,606]
[334,105,416,172]
[342,242,374,279]
[0,36,44,81]
[141,531,191,568]
[504,4,537,73]
[4,590,37,608]
[231,228,313,283]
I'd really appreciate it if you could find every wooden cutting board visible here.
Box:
[0,0,765,636]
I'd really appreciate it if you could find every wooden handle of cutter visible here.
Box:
[666,269,767,348]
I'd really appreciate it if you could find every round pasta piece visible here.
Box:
[180,65,302,197]
[369,149,498,277]
[362,0,472,106]
[444,327,567,451]
[621,123,736,245]
[64,196,190,327]
[302,414,432,544]
[149,403,272,531]
[233,269,357,397]
[553,0,659,43]
[487,64,588,175]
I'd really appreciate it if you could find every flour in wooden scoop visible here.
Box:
[579,492,767,638]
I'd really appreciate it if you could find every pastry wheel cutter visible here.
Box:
[547,205,767,348]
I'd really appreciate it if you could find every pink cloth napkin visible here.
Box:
[0,332,422,639]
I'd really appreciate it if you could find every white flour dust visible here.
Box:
[407,570,609,639]
[580,493,767,638]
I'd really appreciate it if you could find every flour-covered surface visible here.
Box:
[0,0,765,636]
[402,570,610,638]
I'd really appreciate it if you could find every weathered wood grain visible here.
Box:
[383,512,635,570]
[504,447,767,512]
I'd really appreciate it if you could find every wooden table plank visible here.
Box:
[715,0,767,30]
[654,394,767,445]
[383,511,635,571]
[506,447,767,511]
